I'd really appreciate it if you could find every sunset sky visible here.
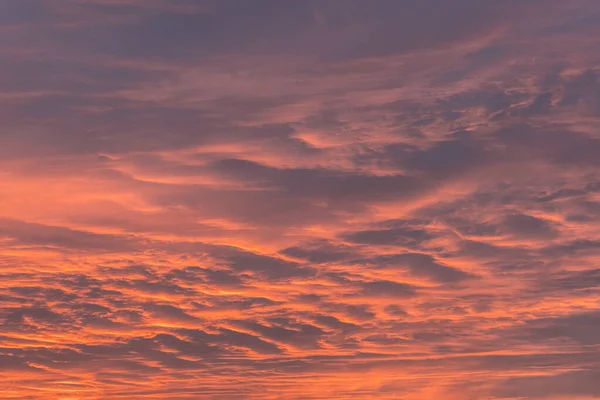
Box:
[2,1,600,399]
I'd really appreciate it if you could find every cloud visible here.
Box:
[216,247,315,279]
[362,253,474,283]
[491,369,600,399]
[142,304,201,324]
[510,310,600,345]
[177,328,282,355]
[230,320,325,349]
[2,0,600,398]
[0,218,140,252]
[358,280,418,298]
[342,225,434,247]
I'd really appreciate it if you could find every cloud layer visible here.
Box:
[2,0,600,399]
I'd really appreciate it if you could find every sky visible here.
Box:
[1,0,600,399]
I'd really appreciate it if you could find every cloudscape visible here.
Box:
[2,1,600,399]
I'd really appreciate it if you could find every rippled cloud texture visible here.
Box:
[2,0,600,399]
